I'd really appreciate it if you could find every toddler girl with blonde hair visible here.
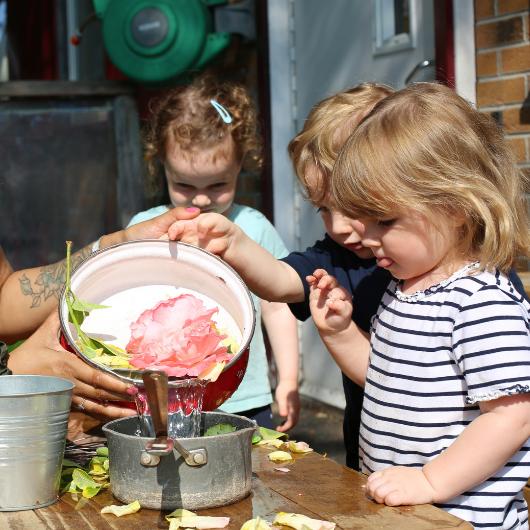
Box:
[310,82,530,529]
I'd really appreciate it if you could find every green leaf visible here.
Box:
[71,298,109,313]
[204,423,236,436]
[90,338,129,358]
[251,434,262,445]
[96,447,109,457]
[61,458,79,468]
[82,485,102,498]
[71,468,101,490]
[63,241,134,371]
[258,426,288,441]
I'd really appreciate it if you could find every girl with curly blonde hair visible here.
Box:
[127,73,300,432]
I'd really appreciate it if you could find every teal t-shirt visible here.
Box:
[127,203,289,413]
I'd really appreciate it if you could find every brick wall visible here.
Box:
[475,0,530,279]
[476,0,530,163]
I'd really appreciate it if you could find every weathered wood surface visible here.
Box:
[0,448,472,529]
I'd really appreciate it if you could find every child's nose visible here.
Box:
[361,224,380,248]
[330,212,351,234]
[191,193,211,208]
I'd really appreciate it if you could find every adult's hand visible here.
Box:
[100,206,201,248]
[8,311,137,421]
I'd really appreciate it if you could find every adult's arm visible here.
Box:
[0,206,200,342]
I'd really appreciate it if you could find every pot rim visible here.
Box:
[102,411,257,441]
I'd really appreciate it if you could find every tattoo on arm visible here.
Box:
[18,245,93,308]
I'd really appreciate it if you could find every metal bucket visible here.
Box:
[103,412,256,510]
[0,375,74,511]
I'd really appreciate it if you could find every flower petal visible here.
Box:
[273,512,335,530]
[101,500,141,517]
[267,451,293,463]
[126,294,234,378]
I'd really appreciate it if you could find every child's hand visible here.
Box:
[366,466,437,506]
[308,269,353,334]
[167,212,239,256]
[274,379,300,432]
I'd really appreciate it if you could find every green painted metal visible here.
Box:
[94,0,230,83]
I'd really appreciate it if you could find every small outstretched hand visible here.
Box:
[167,212,236,257]
[366,466,437,506]
[307,269,353,334]
[274,380,300,432]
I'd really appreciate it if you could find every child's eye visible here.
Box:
[377,218,396,227]
[317,206,329,213]
[173,182,194,190]
[209,182,228,190]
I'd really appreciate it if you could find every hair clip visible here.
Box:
[210,99,233,124]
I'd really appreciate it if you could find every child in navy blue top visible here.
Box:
[169,83,394,468]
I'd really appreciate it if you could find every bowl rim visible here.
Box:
[58,239,256,387]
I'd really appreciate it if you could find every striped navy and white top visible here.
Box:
[360,268,530,530]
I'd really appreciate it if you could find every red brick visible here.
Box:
[476,16,525,48]
[498,0,530,15]
[476,76,526,106]
[476,51,498,76]
[501,44,530,72]
[475,0,495,19]
[503,106,530,133]
[506,136,527,161]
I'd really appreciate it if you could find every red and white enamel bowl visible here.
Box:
[58,240,255,411]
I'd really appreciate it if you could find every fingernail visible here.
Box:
[186,207,199,212]
[126,386,138,396]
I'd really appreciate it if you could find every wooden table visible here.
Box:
[0,447,472,529]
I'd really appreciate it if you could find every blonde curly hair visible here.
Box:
[332,82,530,273]
[144,73,262,192]
[288,82,394,205]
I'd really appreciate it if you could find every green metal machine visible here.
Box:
[92,0,231,83]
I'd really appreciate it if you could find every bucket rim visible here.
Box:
[0,375,74,396]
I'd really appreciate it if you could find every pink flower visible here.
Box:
[126,294,232,378]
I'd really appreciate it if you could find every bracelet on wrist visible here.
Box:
[0,342,11,376]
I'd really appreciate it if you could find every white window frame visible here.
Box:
[373,0,417,56]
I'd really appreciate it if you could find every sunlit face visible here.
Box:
[317,205,373,259]
[304,163,373,260]
[360,209,464,293]
[164,135,241,215]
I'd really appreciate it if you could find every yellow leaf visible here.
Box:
[95,354,132,368]
[287,441,313,454]
[166,508,197,521]
[240,516,272,529]
[256,439,284,448]
[166,508,230,528]
[273,512,335,530]
[100,500,141,517]
[267,451,292,463]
